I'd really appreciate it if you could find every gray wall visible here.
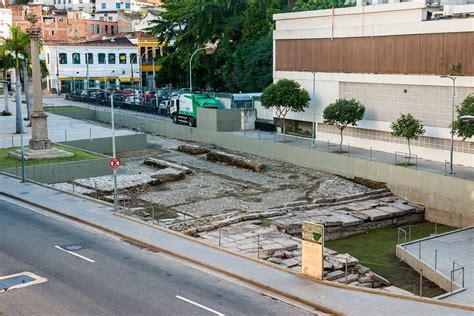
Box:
[93,110,474,227]
[45,108,96,121]
[2,158,112,184]
[197,108,241,132]
[59,134,147,155]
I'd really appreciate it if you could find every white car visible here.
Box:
[125,96,142,105]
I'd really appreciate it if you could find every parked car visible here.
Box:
[124,95,143,105]
[159,99,171,115]
[65,90,82,100]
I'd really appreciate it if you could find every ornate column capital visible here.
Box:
[26,13,42,39]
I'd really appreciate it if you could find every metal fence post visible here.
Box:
[419,268,423,297]
[218,226,222,246]
[152,206,155,225]
[327,140,330,153]
[11,134,14,147]
[434,250,438,270]
[444,160,447,176]
[345,258,348,285]
[418,242,422,259]
[257,235,260,259]
[409,225,412,242]
[72,182,75,194]
[64,129,67,142]
[33,166,36,182]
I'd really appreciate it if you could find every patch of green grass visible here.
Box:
[44,106,86,112]
[326,221,456,297]
[0,145,103,169]
[259,218,273,228]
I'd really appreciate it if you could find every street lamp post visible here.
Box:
[460,115,474,122]
[440,75,456,174]
[303,69,317,146]
[189,42,219,92]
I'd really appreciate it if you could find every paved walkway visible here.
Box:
[404,228,474,306]
[1,173,472,315]
[42,96,474,182]
[0,98,136,149]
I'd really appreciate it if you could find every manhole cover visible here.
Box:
[64,245,82,251]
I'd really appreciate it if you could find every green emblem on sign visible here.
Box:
[302,222,324,245]
[312,232,322,242]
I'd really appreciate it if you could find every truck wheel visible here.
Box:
[172,115,178,124]
[188,118,196,127]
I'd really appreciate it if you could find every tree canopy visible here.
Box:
[147,0,346,92]
[323,98,365,152]
[391,113,425,157]
[261,78,310,136]
[452,95,474,140]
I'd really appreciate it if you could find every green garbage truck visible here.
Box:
[170,93,220,127]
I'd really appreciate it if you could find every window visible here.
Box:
[108,53,116,64]
[96,25,100,33]
[105,25,108,33]
[119,53,126,64]
[98,53,106,64]
[130,53,137,64]
[86,53,93,65]
[58,17,64,22]
[115,2,120,9]
[72,53,80,64]
[125,2,130,9]
[51,30,54,36]
[90,24,94,33]
[101,3,106,9]
[111,25,114,34]
[59,53,67,64]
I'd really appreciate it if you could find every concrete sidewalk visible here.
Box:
[1,173,473,315]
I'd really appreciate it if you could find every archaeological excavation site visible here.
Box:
[55,134,439,296]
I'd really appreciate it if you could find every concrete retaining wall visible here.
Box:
[2,158,112,183]
[46,108,96,121]
[93,110,474,227]
[197,108,241,132]
[396,245,459,293]
[58,133,147,155]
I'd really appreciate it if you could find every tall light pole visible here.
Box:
[440,75,456,174]
[189,47,205,92]
[189,42,219,92]
[303,69,317,146]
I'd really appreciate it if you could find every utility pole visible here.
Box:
[440,75,456,174]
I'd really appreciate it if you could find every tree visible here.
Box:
[0,51,15,115]
[390,113,425,158]
[261,79,310,139]
[2,26,30,133]
[323,98,365,153]
[452,94,474,140]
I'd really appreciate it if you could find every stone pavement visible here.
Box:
[403,228,474,306]
[0,98,136,149]
[1,173,472,315]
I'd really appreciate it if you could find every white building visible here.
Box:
[0,8,12,39]
[31,0,94,12]
[44,38,139,93]
[273,1,474,167]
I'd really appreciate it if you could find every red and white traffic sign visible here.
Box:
[109,158,121,169]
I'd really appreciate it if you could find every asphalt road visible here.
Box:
[0,198,314,315]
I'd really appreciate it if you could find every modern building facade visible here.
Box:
[43,38,138,93]
[273,1,474,167]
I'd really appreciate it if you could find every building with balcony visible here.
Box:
[273,1,474,167]
[43,37,138,93]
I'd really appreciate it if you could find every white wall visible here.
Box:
[44,45,137,91]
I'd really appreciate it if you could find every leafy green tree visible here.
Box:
[323,98,365,153]
[390,113,425,158]
[293,0,355,11]
[261,79,310,139]
[452,95,474,140]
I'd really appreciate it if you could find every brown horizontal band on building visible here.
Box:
[275,32,474,76]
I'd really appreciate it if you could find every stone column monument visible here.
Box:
[27,13,52,151]
[9,12,72,160]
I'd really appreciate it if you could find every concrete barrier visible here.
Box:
[59,133,147,155]
[2,157,112,183]
[92,110,474,226]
